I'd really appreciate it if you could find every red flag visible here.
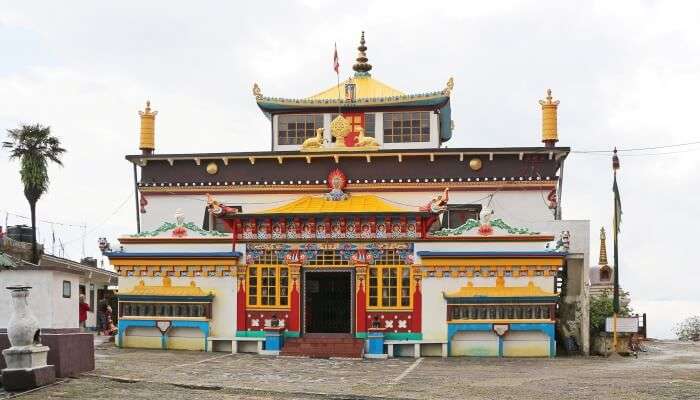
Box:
[333,43,339,74]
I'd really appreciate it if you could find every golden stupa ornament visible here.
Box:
[138,100,158,155]
[539,89,560,148]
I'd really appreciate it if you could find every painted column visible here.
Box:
[288,264,301,335]
[355,265,367,335]
[411,271,422,334]
[236,266,247,333]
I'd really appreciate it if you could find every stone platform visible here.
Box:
[1,365,56,391]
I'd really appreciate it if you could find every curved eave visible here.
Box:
[118,295,214,302]
[105,251,242,259]
[444,296,558,304]
[256,94,449,113]
[220,210,429,218]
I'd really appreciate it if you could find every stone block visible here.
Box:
[1,365,56,391]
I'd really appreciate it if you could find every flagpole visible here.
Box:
[612,148,621,352]
[335,42,342,115]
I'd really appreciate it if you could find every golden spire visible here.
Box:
[352,31,372,77]
[538,89,560,148]
[138,100,158,155]
[599,227,608,266]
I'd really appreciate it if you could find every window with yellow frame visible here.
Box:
[247,265,289,307]
[368,266,412,309]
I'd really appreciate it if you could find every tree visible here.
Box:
[589,290,631,334]
[2,124,66,264]
[673,316,700,341]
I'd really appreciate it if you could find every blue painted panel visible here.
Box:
[118,319,156,347]
[118,319,210,351]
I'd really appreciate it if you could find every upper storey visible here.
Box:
[253,32,454,152]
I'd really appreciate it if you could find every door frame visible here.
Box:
[301,268,355,336]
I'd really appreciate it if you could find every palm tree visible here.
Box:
[3,124,66,264]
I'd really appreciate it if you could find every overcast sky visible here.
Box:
[1,1,698,338]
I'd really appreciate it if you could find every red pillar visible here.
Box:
[236,278,247,332]
[356,278,367,334]
[412,279,422,334]
[289,276,301,333]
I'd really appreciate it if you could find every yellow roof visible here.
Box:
[123,277,210,297]
[259,194,410,214]
[308,76,404,100]
[445,278,556,298]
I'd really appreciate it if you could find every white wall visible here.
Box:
[0,270,79,329]
[139,189,555,233]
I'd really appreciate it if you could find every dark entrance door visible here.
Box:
[304,271,352,334]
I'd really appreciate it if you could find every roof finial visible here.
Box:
[352,31,372,77]
[539,88,560,148]
[599,227,608,266]
[138,100,157,155]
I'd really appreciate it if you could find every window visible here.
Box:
[443,204,482,229]
[383,111,430,143]
[278,114,324,145]
[368,266,412,308]
[247,265,289,307]
[62,281,71,298]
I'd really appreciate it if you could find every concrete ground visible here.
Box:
[2,340,698,400]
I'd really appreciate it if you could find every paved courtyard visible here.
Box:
[3,340,699,399]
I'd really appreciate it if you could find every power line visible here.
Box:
[61,192,133,246]
[571,140,700,154]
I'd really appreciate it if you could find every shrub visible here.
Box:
[673,316,700,341]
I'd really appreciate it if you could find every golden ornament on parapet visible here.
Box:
[469,158,482,171]
[330,115,352,147]
[206,162,218,175]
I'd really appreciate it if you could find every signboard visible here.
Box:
[605,317,639,333]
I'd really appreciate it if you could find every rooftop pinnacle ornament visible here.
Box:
[352,31,372,77]
[539,89,560,148]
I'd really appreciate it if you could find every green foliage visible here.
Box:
[3,124,65,202]
[589,290,631,333]
[3,124,66,263]
[673,315,700,341]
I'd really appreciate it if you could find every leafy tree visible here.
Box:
[589,290,631,333]
[673,316,700,341]
[3,124,66,263]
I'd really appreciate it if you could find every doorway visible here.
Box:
[303,271,353,334]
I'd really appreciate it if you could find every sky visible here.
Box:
[1,1,698,339]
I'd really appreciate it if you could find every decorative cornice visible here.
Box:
[118,235,555,245]
[136,180,557,194]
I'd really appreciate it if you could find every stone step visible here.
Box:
[281,336,364,358]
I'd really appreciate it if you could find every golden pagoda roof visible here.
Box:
[308,76,405,100]
[123,277,210,297]
[445,278,557,298]
[258,194,411,215]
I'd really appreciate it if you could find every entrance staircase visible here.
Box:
[281,335,365,358]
